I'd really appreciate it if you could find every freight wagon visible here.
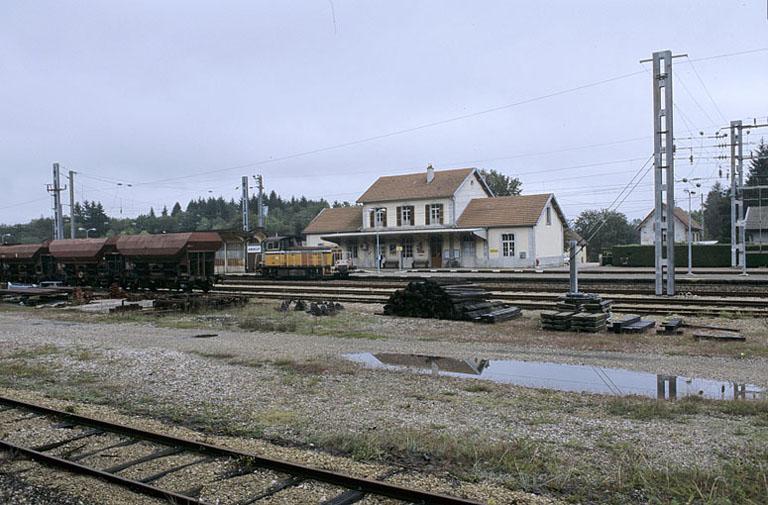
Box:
[0,232,222,291]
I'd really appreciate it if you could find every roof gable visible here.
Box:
[457,194,565,228]
[356,167,477,203]
[745,206,768,230]
[638,205,702,230]
[303,206,362,235]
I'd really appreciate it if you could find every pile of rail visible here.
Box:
[0,396,480,505]
[151,293,250,313]
[541,292,611,332]
[383,280,521,323]
[276,298,344,316]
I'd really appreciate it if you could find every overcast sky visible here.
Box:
[1,1,767,225]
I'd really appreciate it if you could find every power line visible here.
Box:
[116,70,648,187]
[685,56,727,123]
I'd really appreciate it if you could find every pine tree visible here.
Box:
[703,182,730,242]
[744,140,768,212]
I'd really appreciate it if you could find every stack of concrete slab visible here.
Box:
[555,293,612,314]
[571,311,610,332]
[540,310,577,331]
[610,315,656,334]
[542,292,612,333]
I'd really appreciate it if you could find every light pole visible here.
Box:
[367,208,381,274]
[683,189,697,275]
[676,178,702,276]
[78,227,96,238]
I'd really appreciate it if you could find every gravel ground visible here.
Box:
[0,306,767,503]
[0,466,96,505]
[0,388,554,505]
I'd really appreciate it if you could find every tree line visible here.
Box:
[2,148,765,256]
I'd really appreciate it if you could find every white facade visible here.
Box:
[639,211,701,245]
[304,168,568,269]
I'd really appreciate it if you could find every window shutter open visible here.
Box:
[425,204,430,225]
[439,204,444,224]
[396,207,402,226]
[370,210,375,228]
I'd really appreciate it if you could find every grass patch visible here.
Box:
[0,360,57,382]
[239,317,298,333]
[255,408,298,426]
[463,383,494,393]
[716,400,768,417]
[606,396,702,420]
[608,395,768,422]
[68,348,98,361]
[6,344,60,359]
[190,350,238,360]
[315,428,768,504]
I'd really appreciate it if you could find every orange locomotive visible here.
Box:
[261,246,350,279]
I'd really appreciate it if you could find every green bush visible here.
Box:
[612,244,768,267]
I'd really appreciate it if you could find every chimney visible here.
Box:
[426,164,434,184]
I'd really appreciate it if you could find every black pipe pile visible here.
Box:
[383,279,521,323]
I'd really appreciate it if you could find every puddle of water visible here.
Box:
[345,352,765,401]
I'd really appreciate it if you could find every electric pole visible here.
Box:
[68,170,76,239]
[241,175,250,233]
[644,50,682,296]
[47,163,66,240]
[730,120,745,271]
[255,175,264,229]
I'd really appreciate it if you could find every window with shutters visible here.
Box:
[502,233,515,257]
[399,206,413,226]
[374,208,386,227]
[427,203,443,225]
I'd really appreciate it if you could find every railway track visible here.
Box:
[0,396,481,505]
[214,280,768,317]
[219,275,768,296]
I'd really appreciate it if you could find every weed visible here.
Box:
[190,350,237,360]
[607,397,675,420]
[717,400,768,417]
[463,383,494,393]
[239,317,297,333]
[6,344,60,359]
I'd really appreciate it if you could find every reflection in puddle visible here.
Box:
[345,352,765,401]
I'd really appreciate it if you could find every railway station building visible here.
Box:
[303,166,568,269]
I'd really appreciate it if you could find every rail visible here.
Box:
[0,396,483,505]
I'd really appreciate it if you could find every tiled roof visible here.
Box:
[745,206,768,230]
[303,207,362,235]
[638,205,702,230]
[356,168,477,203]
[457,194,562,228]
